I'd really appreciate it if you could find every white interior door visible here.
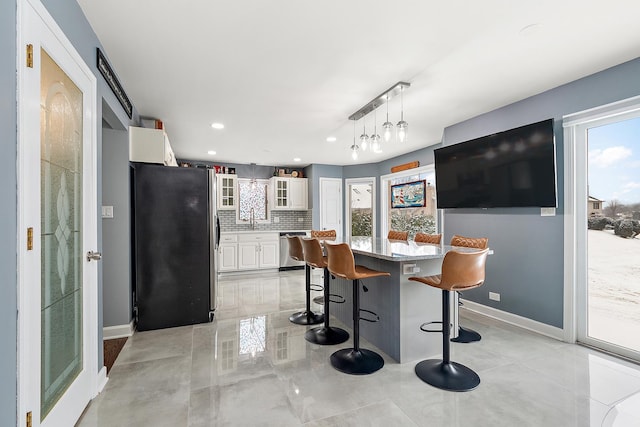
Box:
[18,1,99,425]
[319,178,342,238]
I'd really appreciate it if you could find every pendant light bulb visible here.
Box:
[396,86,408,143]
[382,94,393,143]
[370,107,381,153]
[351,146,359,160]
[359,117,369,151]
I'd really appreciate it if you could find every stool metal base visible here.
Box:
[289,311,324,325]
[450,326,482,343]
[415,359,480,392]
[330,348,384,375]
[305,326,349,346]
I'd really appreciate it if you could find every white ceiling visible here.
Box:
[78,0,640,167]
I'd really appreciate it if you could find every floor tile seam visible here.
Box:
[111,353,192,367]
[301,398,404,425]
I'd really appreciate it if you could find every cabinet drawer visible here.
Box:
[238,233,278,243]
[220,234,238,243]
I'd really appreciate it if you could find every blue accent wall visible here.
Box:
[1,0,17,423]
[442,57,640,328]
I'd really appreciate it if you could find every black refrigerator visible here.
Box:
[131,162,219,331]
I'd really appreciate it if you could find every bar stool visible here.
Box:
[311,229,337,239]
[325,242,390,375]
[287,235,324,325]
[387,230,408,241]
[409,248,489,391]
[300,238,349,345]
[450,234,489,343]
[414,233,442,244]
[310,230,337,305]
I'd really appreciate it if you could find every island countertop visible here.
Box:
[326,236,479,262]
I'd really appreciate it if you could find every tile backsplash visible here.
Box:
[219,210,312,232]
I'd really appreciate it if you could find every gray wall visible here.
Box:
[1,0,17,423]
[442,57,640,328]
[102,128,132,327]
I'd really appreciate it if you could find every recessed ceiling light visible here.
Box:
[293,157,301,162]
[326,136,337,142]
[207,150,216,155]
[211,123,224,129]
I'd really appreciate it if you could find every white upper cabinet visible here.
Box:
[129,126,178,166]
[270,177,308,210]
[216,174,237,210]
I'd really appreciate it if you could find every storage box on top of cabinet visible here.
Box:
[129,126,178,166]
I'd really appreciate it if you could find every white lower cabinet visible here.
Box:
[218,234,238,272]
[221,233,279,272]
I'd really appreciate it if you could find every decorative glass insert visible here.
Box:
[238,179,268,221]
[40,48,83,420]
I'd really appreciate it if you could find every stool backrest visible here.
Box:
[311,229,336,239]
[287,235,304,261]
[414,232,442,244]
[301,238,327,269]
[387,230,409,241]
[450,234,488,249]
[440,248,490,291]
[325,242,356,280]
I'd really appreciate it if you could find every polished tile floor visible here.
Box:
[78,270,640,426]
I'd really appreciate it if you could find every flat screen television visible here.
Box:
[434,119,557,208]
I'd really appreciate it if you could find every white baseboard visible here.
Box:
[96,366,108,394]
[461,299,565,341]
[103,321,134,340]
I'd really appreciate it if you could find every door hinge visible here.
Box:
[26,44,33,68]
[27,227,33,251]
[26,411,32,427]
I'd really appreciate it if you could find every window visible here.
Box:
[381,165,437,238]
[237,179,269,224]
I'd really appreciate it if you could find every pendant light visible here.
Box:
[370,107,381,153]
[382,93,394,143]
[350,119,359,160]
[359,116,369,151]
[396,86,408,143]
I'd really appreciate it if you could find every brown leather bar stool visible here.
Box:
[311,229,337,239]
[300,238,349,345]
[287,235,324,325]
[310,230,337,305]
[387,230,409,241]
[409,248,489,391]
[449,234,489,343]
[325,242,390,375]
[414,233,442,244]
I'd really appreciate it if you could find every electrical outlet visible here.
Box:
[298,217,304,222]
[273,216,280,223]
[489,292,500,301]
[101,205,114,218]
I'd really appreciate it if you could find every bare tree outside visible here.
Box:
[603,199,624,217]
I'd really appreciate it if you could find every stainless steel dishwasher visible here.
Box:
[279,232,307,271]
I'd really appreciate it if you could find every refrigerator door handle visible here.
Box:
[216,215,221,250]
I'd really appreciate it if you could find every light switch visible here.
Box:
[102,205,114,218]
[540,207,555,216]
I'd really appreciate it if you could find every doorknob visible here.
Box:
[86,251,102,262]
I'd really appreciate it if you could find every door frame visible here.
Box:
[562,95,640,358]
[17,0,100,424]
[319,177,343,237]
[344,177,376,238]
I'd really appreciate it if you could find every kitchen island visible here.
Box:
[326,237,477,364]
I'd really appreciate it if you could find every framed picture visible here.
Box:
[391,180,426,208]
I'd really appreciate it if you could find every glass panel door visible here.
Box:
[584,115,640,355]
[348,181,374,237]
[40,48,84,419]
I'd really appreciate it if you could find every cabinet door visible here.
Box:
[259,241,280,269]
[218,243,238,271]
[288,179,308,210]
[238,242,259,270]
[273,178,288,209]
[217,174,237,210]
